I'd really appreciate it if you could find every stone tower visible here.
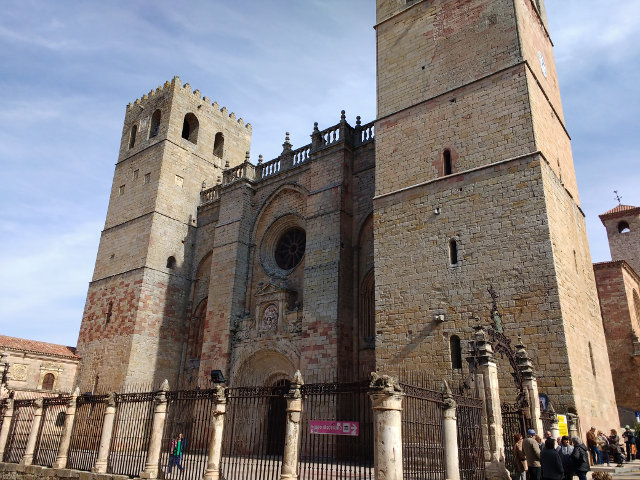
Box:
[594,204,640,416]
[600,204,640,275]
[373,0,618,428]
[75,77,251,391]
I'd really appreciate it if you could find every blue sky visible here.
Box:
[0,1,638,347]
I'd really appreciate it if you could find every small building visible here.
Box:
[0,335,80,397]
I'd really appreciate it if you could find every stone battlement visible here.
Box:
[126,76,251,132]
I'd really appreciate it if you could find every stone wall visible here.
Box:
[76,78,252,391]
[594,261,640,411]
[0,464,127,480]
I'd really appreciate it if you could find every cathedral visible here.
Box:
[73,0,621,430]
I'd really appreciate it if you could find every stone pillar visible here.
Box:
[141,380,169,479]
[21,397,44,465]
[53,387,79,469]
[549,405,560,441]
[0,394,15,460]
[471,327,510,480]
[280,371,303,480]
[515,340,543,435]
[92,392,117,473]
[203,384,227,480]
[369,372,404,480]
[442,381,460,480]
[567,414,579,439]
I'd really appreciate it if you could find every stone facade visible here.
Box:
[594,205,640,414]
[373,0,617,431]
[0,335,79,396]
[72,0,619,430]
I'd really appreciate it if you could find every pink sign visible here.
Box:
[309,420,359,436]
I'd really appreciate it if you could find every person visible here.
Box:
[556,436,574,480]
[609,429,624,467]
[541,438,563,480]
[168,433,184,474]
[622,425,636,462]
[513,433,528,480]
[536,435,544,449]
[523,429,542,480]
[596,430,610,466]
[586,426,598,465]
[544,431,553,441]
[571,436,590,480]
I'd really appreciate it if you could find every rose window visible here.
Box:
[274,228,306,270]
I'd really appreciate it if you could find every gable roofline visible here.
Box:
[0,335,81,360]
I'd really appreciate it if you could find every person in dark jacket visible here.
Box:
[555,436,573,480]
[571,436,590,480]
[541,438,564,480]
[622,426,636,461]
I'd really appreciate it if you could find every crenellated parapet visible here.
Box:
[126,76,251,131]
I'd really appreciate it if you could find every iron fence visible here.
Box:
[2,399,37,463]
[220,384,287,480]
[453,393,485,480]
[501,403,530,475]
[298,380,373,480]
[159,389,216,480]
[34,396,69,467]
[66,394,108,471]
[107,391,155,477]
[400,381,446,480]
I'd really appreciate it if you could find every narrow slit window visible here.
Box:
[167,256,176,269]
[449,239,458,265]
[444,149,453,176]
[129,125,137,149]
[450,335,462,370]
[106,301,113,324]
[588,342,596,376]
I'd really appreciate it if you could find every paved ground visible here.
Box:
[591,459,640,480]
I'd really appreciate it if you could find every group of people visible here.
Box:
[586,425,637,467]
[513,429,590,480]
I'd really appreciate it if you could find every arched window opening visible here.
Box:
[359,270,375,349]
[166,256,176,269]
[450,335,462,370]
[449,239,458,265]
[182,113,199,144]
[129,125,137,149]
[186,298,207,361]
[443,149,453,176]
[149,109,161,138]
[618,221,630,234]
[106,301,113,324]
[588,342,596,376]
[213,132,224,158]
[42,373,55,391]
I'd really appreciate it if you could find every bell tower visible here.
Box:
[600,204,640,275]
[373,0,619,430]
[76,77,251,391]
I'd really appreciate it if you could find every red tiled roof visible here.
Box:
[599,204,640,219]
[0,335,80,359]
